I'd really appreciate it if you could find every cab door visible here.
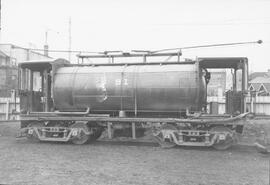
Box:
[19,66,52,113]
[19,68,43,112]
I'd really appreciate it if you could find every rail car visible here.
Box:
[18,52,249,150]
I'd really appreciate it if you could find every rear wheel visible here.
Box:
[26,122,44,142]
[211,126,234,150]
[153,124,177,148]
[70,122,90,145]
[255,138,269,154]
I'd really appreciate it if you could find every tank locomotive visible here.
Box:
[18,52,249,150]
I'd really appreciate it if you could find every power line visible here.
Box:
[13,46,100,54]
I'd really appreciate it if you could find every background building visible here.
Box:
[207,69,270,115]
[249,70,270,96]
[207,71,226,97]
[246,70,270,115]
[0,44,51,97]
[249,69,270,81]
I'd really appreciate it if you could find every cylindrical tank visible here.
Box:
[53,62,207,114]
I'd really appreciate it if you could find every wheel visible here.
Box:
[254,139,269,154]
[26,122,44,142]
[152,123,177,148]
[92,127,103,140]
[70,122,90,145]
[88,127,103,142]
[210,126,234,150]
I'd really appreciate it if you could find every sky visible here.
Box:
[1,0,270,72]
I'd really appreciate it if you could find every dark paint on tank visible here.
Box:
[53,63,207,114]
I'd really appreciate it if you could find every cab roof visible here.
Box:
[19,58,70,71]
[198,57,248,69]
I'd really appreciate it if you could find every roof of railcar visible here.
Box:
[19,58,69,65]
[18,56,248,69]
[19,58,70,70]
[198,57,248,69]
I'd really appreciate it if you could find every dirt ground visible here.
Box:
[0,121,269,185]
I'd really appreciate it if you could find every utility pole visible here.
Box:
[44,30,49,57]
[0,0,2,42]
[68,17,71,61]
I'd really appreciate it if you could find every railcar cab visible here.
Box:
[18,58,69,113]
[198,57,248,114]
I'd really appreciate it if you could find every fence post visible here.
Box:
[250,96,254,113]
[6,100,9,120]
[107,122,112,139]
[132,122,136,139]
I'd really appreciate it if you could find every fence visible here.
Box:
[0,97,20,120]
[208,96,270,115]
[1,96,270,121]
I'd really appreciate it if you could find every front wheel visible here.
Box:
[70,122,90,145]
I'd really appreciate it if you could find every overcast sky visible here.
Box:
[1,0,270,72]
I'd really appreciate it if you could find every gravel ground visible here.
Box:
[0,121,269,185]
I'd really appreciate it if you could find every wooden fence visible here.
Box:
[208,96,270,115]
[1,96,270,121]
[0,97,20,120]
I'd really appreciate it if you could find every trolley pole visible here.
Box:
[68,17,71,61]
